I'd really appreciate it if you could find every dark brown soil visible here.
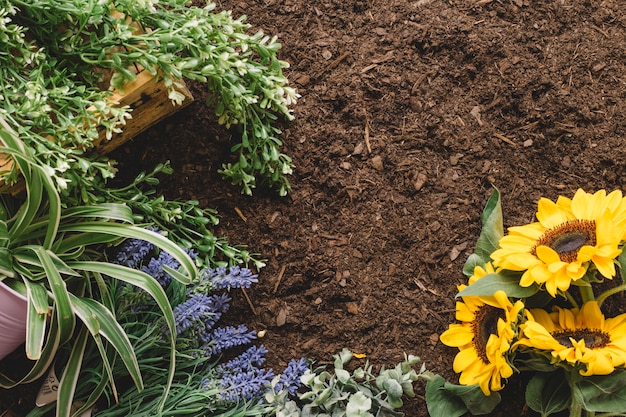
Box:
[3,1,626,416]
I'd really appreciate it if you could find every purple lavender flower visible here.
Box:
[174,293,216,335]
[173,293,232,340]
[114,238,154,268]
[275,358,310,396]
[199,348,273,402]
[203,325,257,355]
[203,265,259,290]
[218,368,275,402]
[217,346,268,373]
[214,347,274,402]
[141,250,180,287]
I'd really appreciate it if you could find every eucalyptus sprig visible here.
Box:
[265,348,427,417]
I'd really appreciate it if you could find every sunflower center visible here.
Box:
[532,219,597,263]
[551,329,610,349]
[472,305,505,363]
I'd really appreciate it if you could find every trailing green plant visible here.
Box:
[0,117,198,417]
[265,348,428,417]
[2,0,297,198]
[84,160,266,269]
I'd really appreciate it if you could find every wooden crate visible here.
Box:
[0,71,194,193]
[94,70,194,155]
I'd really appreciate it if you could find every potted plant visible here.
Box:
[0,117,198,417]
[0,278,28,361]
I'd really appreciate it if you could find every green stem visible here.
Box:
[579,284,595,303]
[597,283,626,307]
[569,395,595,417]
[569,399,582,417]
[564,290,580,309]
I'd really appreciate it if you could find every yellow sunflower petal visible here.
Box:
[557,307,577,330]
[578,302,604,330]
[440,324,474,347]
[581,352,614,376]
[535,245,561,264]
[570,188,595,219]
[537,197,571,228]
[453,345,481,373]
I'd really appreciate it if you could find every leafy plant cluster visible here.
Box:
[429,188,626,417]
[266,348,428,417]
[2,0,297,198]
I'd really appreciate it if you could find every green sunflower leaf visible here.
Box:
[445,383,501,415]
[525,371,570,417]
[424,375,468,417]
[572,370,626,412]
[463,188,503,276]
[457,271,538,298]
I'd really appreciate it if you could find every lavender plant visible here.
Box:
[32,243,310,417]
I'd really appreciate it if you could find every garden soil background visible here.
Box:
[2,1,626,416]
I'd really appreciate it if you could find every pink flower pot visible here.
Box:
[0,281,28,360]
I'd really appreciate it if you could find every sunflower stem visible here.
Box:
[564,290,580,309]
[579,284,595,303]
[567,390,596,417]
[597,283,626,307]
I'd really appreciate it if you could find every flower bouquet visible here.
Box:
[426,188,626,417]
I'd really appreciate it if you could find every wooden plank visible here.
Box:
[94,71,194,154]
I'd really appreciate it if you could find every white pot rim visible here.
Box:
[0,279,28,303]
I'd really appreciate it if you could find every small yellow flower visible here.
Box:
[516,301,626,376]
[440,263,524,396]
[491,189,626,296]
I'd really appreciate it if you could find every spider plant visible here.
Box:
[0,116,198,416]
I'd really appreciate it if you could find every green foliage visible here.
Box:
[5,0,297,197]
[525,371,570,417]
[424,374,500,417]
[462,187,503,277]
[87,161,266,269]
[0,117,198,417]
[571,370,626,413]
[266,349,426,417]
[456,271,539,299]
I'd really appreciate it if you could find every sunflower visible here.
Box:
[491,189,626,297]
[440,263,524,396]
[515,301,626,376]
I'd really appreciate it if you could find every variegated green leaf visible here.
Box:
[57,326,89,417]
[60,223,197,284]
[23,280,49,360]
[0,310,61,387]
[31,247,75,345]
[67,261,176,411]
[70,294,140,394]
